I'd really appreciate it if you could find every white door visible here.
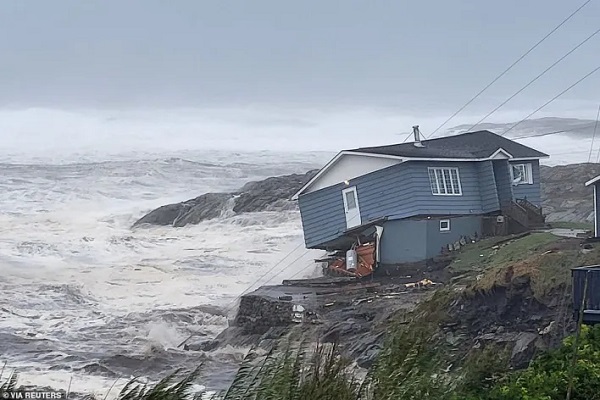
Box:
[342,186,361,228]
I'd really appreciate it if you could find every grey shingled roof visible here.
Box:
[347,130,549,159]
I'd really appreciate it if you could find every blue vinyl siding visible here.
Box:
[510,160,542,206]
[299,161,489,249]
[379,219,427,263]
[493,160,514,208]
[355,161,484,223]
[298,183,347,248]
[424,216,482,259]
[378,216,482,264]
[476,161,500,213]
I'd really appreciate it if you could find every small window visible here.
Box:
[345,190,357,210]
[440,219,450,232]
[511,163,533,185]
[428,167,462,195]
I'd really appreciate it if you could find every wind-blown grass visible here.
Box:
[4,326,600,400]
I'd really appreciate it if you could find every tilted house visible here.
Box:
[292,129,549,265]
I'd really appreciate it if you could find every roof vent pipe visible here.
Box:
[412,125,425,147]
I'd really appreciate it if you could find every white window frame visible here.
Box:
[428,167,462,196]
[439,219,451,232]
[341,186,362,228]
[510,163,534,185]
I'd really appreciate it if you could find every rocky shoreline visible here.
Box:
[128,163,600,381]
[183,233,589,382]
[132,170,318,227]
[134,163,600,228]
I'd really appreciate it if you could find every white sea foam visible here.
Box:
[0,150,325,394]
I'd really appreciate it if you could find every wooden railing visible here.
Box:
[502,201,530,229]
[516,198,545,226]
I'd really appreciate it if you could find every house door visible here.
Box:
[342,186,361,228]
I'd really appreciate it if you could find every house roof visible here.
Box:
[585,175,600,187]
[347,130,549,159]
[292,130,549,200]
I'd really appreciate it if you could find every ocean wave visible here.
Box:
[0,150,324,394]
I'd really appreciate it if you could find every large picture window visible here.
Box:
[428,167,462,195]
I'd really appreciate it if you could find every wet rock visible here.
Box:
[539,321,556,335]
[510,332,539,368]
[133,170,318,228]
[233,294,295,335]
[184,339,221,352]
[76,362,118,377]
[321,320,363,343]
[356,342,383,369]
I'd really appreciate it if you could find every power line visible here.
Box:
[511,123,597,140]
[257,248,313,287]
[501,64,600,136]
[282,260,317,281]
[222,241,307,309]
[469,26,600,131]
[400,131,414,143]
[177,247,314,349]
[588,104,600,162]
[426,0,593,138]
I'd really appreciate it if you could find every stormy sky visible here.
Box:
[1,0,599,113]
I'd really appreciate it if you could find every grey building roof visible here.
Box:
[347,130,549,159]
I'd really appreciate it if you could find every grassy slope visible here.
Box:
[547,221,594,230]
[370,232,600,399]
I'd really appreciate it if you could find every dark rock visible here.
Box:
[76,362,118,377]
[321,321,361,343]
[233,294,295,334]
[184,339,221,352]
[356,343,383,369]
[510,332,539,369]
[133,170,318,227]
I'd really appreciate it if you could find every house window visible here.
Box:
[428,167,462,195]
[440,219,450,232]
[345,189,357,210]
[511,163,533,185]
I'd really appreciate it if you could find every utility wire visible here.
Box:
[427,0,593,138]
[511,123,597,139]
[400,131,414,143]
[501,64,600,136]
[222,242,308,310]
[594,108,600,162]
[177,243,312,349]
[256,248,314,288]
[469,26,600,131]
[588,104,600,162]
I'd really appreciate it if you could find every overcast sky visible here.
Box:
[1,0,599,114]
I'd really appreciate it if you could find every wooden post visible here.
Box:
[566,269,590,400]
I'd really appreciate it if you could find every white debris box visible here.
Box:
[346,249,358,270]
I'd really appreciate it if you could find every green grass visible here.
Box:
[449,233,560,277]
[464,234,600,301]
[548,221,594,230]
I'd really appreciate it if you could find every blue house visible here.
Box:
[292,128,549,266]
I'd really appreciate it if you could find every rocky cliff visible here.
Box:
[541,163,600,222]
[133,170,318,227]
